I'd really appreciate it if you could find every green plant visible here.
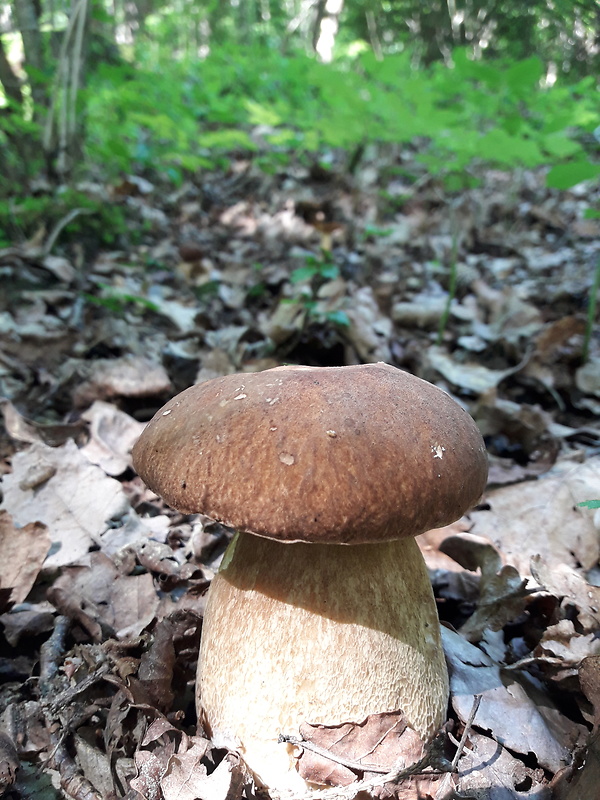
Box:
[84,283,159,313]
[578,500,600,509]
[287,251,350,328]
[0,189,131,247]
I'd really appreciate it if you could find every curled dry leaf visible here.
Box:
[533,620,600,679]
[441,627,568,772]
[0,511,50,608]
[424,346,524,394]
[549,657,600,800]
[48,551,159,639]
[469,456,600,577]
[73,355,172,408]
[80,401,145,475]
[0,731,19,794]
[456,731,548,799]
[344,286,392,362]
[295,710,426,787]
[138,617,177,712]
[439,533,531,642]
[162,748,249,800]
[0,398,87,447]
[530,554,600,634]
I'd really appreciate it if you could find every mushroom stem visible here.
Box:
[197,531,449,792]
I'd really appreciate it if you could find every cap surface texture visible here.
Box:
[132,363,488,543]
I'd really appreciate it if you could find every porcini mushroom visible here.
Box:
[132,363,488,792]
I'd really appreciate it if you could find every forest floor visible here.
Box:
[0,147,599,800]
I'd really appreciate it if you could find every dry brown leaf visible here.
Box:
[580,656,600,730]
[469,456,600,577]
[0,511,50,606]
[0,731,19,794]
[539,657,600,799]
[1,440,131,568]
[296,711,425,787]
[534,620,600,675]
[439,533,530,642]
[162,748,248,800]
[344,286,392,362]
[442,627,568,771]
[73,355,172,408]
[0,603,55,646]
[49,551,159,638]
[530,555,600,634]
[80,401,145,475]
[424,346,523,394]
[456,732,548,799]
[0,399,87,447]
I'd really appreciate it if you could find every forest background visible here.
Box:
[1,0,600,233]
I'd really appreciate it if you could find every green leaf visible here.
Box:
[506,57,543,93]
[546,160,600,190]
[325,310,350,327]
[290,266,318,283]
[245,100,282,127]
[320,263,340,280]
[542,131,581,159]
[578,500,600,509]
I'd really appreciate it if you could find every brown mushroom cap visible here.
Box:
[132,362,487,544]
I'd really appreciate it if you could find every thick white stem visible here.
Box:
[196,532,448,792]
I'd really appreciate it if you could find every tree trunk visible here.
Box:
[0,36,24,107]
[314,0,344,62]
[13,0,47,110]
[43,0,91,180]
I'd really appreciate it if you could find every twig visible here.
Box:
[43,207,95,255]
[279,735,390,775]
[39,615,70,687]
[47,664,111,715]
[451,694,481,771]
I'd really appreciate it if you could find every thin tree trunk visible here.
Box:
[13,0,47,110]
[314,0,343,62]
[43,0,91,179]
[0,36,24,107]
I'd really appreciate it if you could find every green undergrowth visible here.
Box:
[84,44,599,190]
[0,189,136,250]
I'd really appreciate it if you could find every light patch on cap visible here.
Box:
[162,409,172,416]
[432,444,445,459]
[279,452,295,466]
[234,394,247,400]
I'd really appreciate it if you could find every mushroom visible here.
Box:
[132,363,488,792]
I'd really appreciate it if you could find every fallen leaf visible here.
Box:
[73,355,172,408]
[296,711,425,787]
[469,456,600,577]
[1,440,131,568]
[0,511,50,607]
[424,346,524,394]
[0,399,87,447]
[442,626,568,771]
[456,731,548,799]
[80,400,145,475]
[49,551,160,639]
[439,533,531,642]
[530,555,600,634]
